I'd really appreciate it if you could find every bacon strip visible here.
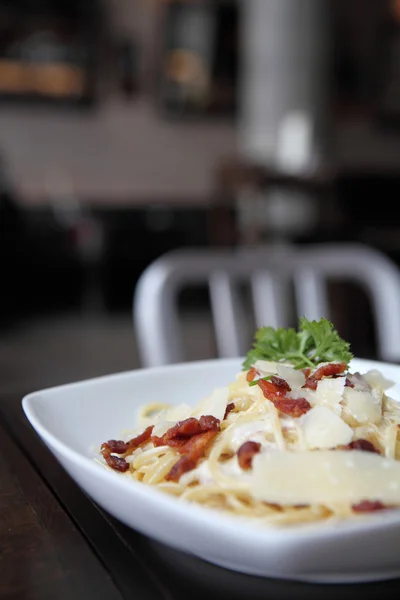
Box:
[102,425,154,457]
[199,415,220,431]
[349,439,380,454]
[127,425,154,448]
[163,417,203,441]
[103,454,129,472]
[104,439,129,454]
[237,441,261,470]
[166,456,196,481]
[164,423,220,481]
[224,402,235,419]
[270,396,311,418]
[352,500,387,513]
[178,430,219,459]
[151,415,220,448]
[270,376,291,391]
[345,439,380,454]
[258,378,311,418]
[149,416,222,482]
[246,367,258,382]
[165,431,219,481]
[100,443,129,472]
[101,425,154,472]
[303,362,347,390]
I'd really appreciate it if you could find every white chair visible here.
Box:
[133,243,400,368]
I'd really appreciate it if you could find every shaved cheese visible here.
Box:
[363,369,395,391]
[191,386,229,422]
[343,388,382,425]
[163,403,191,422]
[276,364,305,389]
[289,387,315,405]
[151,403,192,437]
[314,377,346,415]
[349,372,371,392]
[250,450,400,506]
[253,360,279,375]
[300,406,353,449]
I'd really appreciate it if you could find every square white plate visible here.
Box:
[22,356,400,584]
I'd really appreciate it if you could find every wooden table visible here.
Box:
[2,391,400,600]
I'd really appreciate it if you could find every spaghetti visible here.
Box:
[98,359,400,525]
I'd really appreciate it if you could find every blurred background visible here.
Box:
[2,0,400,393]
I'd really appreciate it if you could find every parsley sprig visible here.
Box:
[243,317,353,370]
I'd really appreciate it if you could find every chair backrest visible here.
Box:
[133,243,400,367]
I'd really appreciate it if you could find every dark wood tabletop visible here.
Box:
[2,389,400,600]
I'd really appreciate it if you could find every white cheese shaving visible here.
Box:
[276,364,305,390]
[314,377,346,415]
[250,449,400,505]
[253,360,279,375]
[363,369,395,391]
[300,406,353,449]
[163,403,192,422]
[190,386,229,423]
[343,388,382,425]
[151,403,192,437]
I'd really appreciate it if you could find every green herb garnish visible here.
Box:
[243,317,353,370]
[248,375,272,387]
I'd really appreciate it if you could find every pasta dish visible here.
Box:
[98,318,400,525]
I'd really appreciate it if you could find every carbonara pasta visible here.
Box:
[99,358,400,525]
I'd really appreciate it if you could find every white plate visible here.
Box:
[22,357,400,584]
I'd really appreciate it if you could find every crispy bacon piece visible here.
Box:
[165,430,219,481]
[104,440,129,454]
[303,362,347,390]
[163,417,203,441]
[272,396,311,418]
[102,425,154,457]
[346,439,380,454]
[166,456,196,482]
[178,430,219,459]
[100,443,129,472]
[100,425,154,472]
[151,435,167,447]
[151,415,220,449]
[199,415,220,432]
[302,368,311,379]
[237,441,261,470]
[257,379,287,400]
[258,378,311,418]
[127,425,154,449]
[352,500,387,513]
[246,367,258,382]
[224,402,235,420]
[270,376,291,392]
[103,454,129,472]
